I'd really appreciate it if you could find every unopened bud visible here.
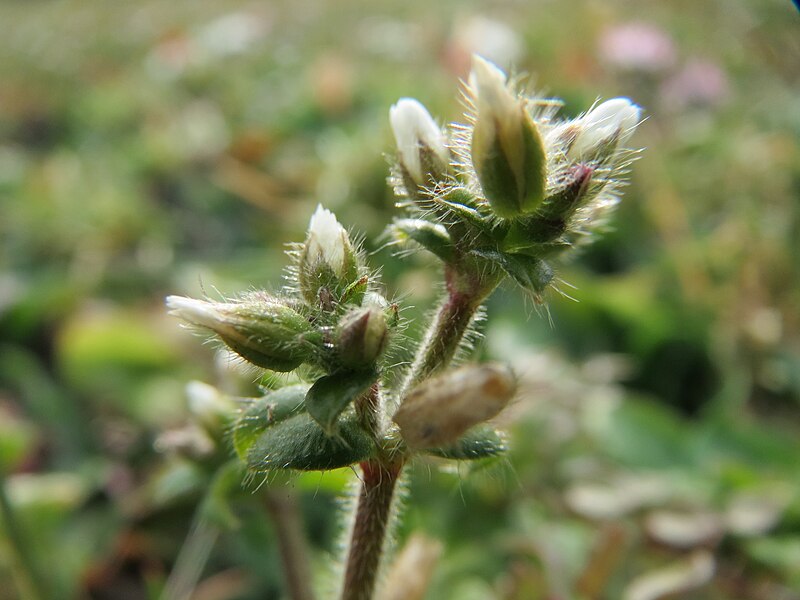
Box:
[167,293,319,372]
[568,98,641,162]
[337,306,389,368]
[469,55,546,219]
[390,98,449,188]
[502,164,594,251]
[299,205,362,308]
[393,363,515,449]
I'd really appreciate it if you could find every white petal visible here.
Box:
[469,54,515,119]
[186,380,221,412]
[571,97,641,158]
[307,204,347,276]
[166,296,224,328]
[389,98,447,183]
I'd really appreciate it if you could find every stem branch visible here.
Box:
[340,262,501,600]
[264,489,316,600]
[402,264,500,394]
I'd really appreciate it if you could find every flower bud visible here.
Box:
[167,293,319,372]
[469,55,546,219]
[185,380,236,438]
[299,205,362,308]
[389,98,450,188]
[502,164,594,252]
[568,97,641,161]
[392,363,516,449]
[336,306,389,368]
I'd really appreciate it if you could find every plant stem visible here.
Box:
[264,489,316,600]
[341,263,500,600]
[340,460,402,600]
[0,473,48,600]
[161,514,219,600]
[354,383,382,444]
[402,264,500,393]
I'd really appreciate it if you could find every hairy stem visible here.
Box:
[341,263,500,600]
[0,473,48,600]
[402,264,500,394]
[264,489,316,600]
[340,460,402,600]
[354,383,382,444]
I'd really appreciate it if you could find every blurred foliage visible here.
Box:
[1,0,799,599]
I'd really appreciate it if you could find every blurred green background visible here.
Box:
[1,1,799,599]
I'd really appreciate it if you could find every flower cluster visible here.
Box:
[167,206,400,471]
[166,54,641,479]
[389,55,642,301]
[166,53,642,600]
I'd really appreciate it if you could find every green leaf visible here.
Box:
[393,219,454,262]
[438,189,497,235]
[305,369,378,433]
[471,250,553,294]
[232,385,308,461]
[425,426,507,460]
[247,413,375,472]
[502,217,567,252]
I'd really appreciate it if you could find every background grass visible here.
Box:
[1,1,799,598]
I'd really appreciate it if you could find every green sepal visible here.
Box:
[536,164,593,222]
[502,218,567,252]
[471,250,554,295]
[224,340,304,373]
[440,187,481,209]
[474,130,519,219]
[436,189,510,242]
[305,369,379,433]
[337,308,389,369]
[392,219,454,262]
[425,426,507,460]
[502,164,593,254]
[232,385,309,461]
[518,111,548,213]
[298,236,362,309]
[474,110,547,219]
[340,275,368,307]
[247,413,375,472]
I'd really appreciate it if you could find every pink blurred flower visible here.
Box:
[661,59,730,110]
[599,22,676,72]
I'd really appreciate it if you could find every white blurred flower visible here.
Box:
[195,11,268,57]
[389,98,448,185]
[452,16,523,71]
[185,380,234,434]
[569,98,642,160]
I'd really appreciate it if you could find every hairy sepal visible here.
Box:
[232,384,309,461]
[424,426,507,460]
[247,413,375,472]
[305,369,379,433]
[393,219,455,262]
